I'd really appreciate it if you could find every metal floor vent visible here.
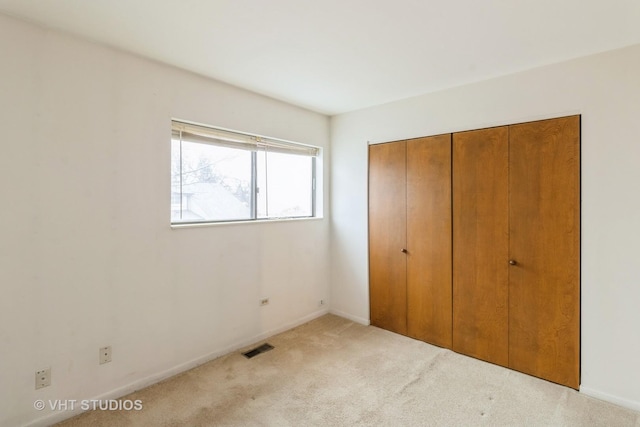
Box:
[242,343,274,359]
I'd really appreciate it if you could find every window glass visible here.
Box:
[171,122,318,224]
[257,151,313,218]
[171,140,252,223]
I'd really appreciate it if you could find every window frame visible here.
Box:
[171,120,319,226]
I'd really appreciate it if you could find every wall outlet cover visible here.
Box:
[99,346,112,364]
[35,368,51,389]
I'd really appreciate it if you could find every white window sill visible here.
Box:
[170,216,324,229]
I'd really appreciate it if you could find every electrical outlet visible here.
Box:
[99,346,112,364]
[319,299,325,306]
[260,298,269,306]
[35,368,51,390]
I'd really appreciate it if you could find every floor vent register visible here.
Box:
[242,343,274,359]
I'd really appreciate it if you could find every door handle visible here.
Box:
[509,259,517,266]
[401,248,408,254]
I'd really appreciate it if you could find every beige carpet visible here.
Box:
[58,314,640,426]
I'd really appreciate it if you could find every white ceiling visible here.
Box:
[1,0,639,115]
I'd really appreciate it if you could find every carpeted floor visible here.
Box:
[58,314,640,426]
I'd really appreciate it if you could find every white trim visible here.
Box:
[329,309,370,326]
[579,385,640,412]
[170,215,324,229]
[24,309,330,427]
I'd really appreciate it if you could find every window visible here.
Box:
[171,120,319,224]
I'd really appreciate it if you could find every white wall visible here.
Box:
[0,14,330,427]
[331,44,640,410]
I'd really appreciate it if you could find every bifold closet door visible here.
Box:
[452,127,509,366]
[369,141,407,335]
[371,116,579,388]
[509,116,580,389]
[406,135,452,347]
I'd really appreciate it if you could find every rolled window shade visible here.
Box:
[172,121,320,157]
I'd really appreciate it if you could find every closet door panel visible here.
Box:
[369,141,408,335]
[406,135,452,348]
[509,116,580,389]
[452,127,509,366]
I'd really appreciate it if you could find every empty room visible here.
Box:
[1,1,640,426]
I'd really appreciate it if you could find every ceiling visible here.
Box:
[1,1,639,115]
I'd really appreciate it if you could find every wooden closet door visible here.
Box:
[369,141,407,335]
[452,127,509,366]
[509,116,580,389]
[406,135,452,348]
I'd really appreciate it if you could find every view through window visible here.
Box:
[171,121,318,224]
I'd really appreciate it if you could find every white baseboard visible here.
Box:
[25,308,330,427]
[580,385,640,412]
[329,309,370,326]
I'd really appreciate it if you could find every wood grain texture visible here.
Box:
[452,127,510,366]
[369,141,407,335]
[406,134,452,348]
[508,115,580,389]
